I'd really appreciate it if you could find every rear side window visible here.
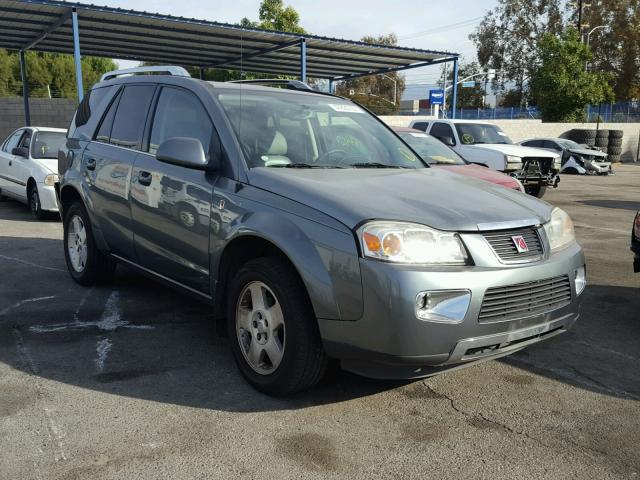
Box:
[108,85,155,150]
[412,122,429,132]
[68,86,117,140]
[148,87,213,156]
[430,123,456,144]
[95,90,122,143]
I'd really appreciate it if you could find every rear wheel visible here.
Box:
[63,202,115,286]
[227,257,327,396]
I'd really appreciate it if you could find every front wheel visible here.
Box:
[63,202,115,286]
[28,184,46,220]
[226,257,327,396]
[525,184,547,198]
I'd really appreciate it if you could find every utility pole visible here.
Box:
[577,0,583,33]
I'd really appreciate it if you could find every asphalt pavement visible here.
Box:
[1,166,639,479]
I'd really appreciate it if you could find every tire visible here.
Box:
[28,183,46,220]
[562,167,580,175]
[571,129,597,140]
[525,184,547,198]
[609,155,622,163]
[176,203,199,230]
[595,137,609,148]
[608,138,623,148]
[608,146,622,156]
[596,129,609,139]
[226,257,328,396]
[63,202,116,286]
[609,130,623,139]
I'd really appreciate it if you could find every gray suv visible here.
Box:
[58,67,586,395]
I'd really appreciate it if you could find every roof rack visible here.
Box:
[100,66,191,82]
[227,79,313,91]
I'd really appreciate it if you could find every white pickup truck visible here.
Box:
[409,119,561,197]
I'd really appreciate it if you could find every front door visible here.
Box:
[130,85,217,293]
[0,129,27,198]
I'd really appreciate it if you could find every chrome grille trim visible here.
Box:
[478,275,572,323]
[482,227,544,263]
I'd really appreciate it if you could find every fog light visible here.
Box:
[575,266,587,295]
[415,290,471,323]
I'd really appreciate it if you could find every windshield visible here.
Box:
[455,123,512,145]
[217,90,423,169]
[31,131,66,159]
[398,132,466,165]
[557,139,582,149]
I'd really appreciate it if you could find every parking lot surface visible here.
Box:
[1,166,639,480]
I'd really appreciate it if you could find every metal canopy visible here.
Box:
[0,0,461,123]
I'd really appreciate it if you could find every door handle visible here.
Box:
[85,157,96,171]
[138,171,152,186]
[8,160,11,166]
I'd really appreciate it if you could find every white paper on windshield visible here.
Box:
[410,133,428,137]
[329,104,365,113]
[497,131,507,136]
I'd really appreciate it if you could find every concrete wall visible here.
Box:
[0,98,77,140]
[380,116,640,162]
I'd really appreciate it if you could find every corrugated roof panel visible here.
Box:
[0,0,458,79]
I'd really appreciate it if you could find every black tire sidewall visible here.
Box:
[226,257,323,395]
[29,184,43,220]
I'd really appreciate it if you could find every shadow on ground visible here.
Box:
[1,231,639,413]
[578,199,640,212]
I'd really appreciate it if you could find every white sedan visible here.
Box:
[0,127,66,219]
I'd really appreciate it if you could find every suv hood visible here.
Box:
[248,168,552,231]
[469,144,557,158]
[568,147,608,159]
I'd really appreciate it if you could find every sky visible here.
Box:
[78,0,495,100]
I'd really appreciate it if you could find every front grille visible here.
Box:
[482,227,544,262]
[478,275,572,322]
[523,157,552,175]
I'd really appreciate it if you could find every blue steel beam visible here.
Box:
[300,38,307,82]
[451,57,459,119]
[19,50,31,126]
[331,56,457,82]
[71,8,84,102]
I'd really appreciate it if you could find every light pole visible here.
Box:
[585,25,607,71]
[378,74,397,105]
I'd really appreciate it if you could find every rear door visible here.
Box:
[130,85,218,293]
[83,84,156,259]
[0,129,25,197]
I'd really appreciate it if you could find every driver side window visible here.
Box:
[3,129,24,153]
[431,123,456,145]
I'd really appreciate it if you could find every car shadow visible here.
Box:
[1,232,638,411]
[0,197,61,222]
[578,199,640,212]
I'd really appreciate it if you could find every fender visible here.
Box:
[213,209,363,321]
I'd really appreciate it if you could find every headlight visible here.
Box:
[543,208,575,252]
[358,221,469,264]
[43,174,60,186]
[553,156,562,170]
[504,155,522,170]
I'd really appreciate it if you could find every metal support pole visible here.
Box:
[300,38,307,83]
[199,68,205,80]
[71,9,84,103]
[451,57,459,119]
[328,79,334,94]
[19,50,31,126]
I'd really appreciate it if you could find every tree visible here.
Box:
[470,0,566,105]
[335,34,405,114]
[580,0,640,100]
[439,60,487,109]
[240,0,306,33]
[531,28,614,121]
[0,49,116,98]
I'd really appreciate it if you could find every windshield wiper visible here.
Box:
[349,162,410,169]
[268,163,344,169]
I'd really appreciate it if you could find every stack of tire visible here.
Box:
[607,130,623,163]
[565,128,624,163]
[566,128,597,147]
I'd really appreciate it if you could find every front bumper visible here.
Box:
[39,184,59,212]
[319,241,585,379]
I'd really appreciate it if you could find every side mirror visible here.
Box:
[156,137,217,171]
[12,147,28,158]
[436,136,455,147]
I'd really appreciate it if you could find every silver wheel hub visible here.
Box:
[236,281,285,375]
[67,215,88,273]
